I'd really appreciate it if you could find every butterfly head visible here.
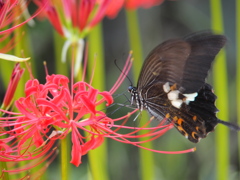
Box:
[128,85,136,93]
[128,85,145,110]
[128,85,137,105]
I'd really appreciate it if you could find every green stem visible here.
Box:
[126,9,155,180]
[210,1,229,180]
[87,23,105,90]
[13,12,34,180]
[236,0,240,178]
[126,10,143,82]
[61,136,69,180]
[0,161,9,180]
[86,23,109,180]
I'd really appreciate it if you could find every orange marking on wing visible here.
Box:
[170,83,177,90]
[192,116,197,121]
[165,113,170,118]
[191,132,198,139]
[177,126,188,137]
[177,118,184,126]
[173,116,178,122]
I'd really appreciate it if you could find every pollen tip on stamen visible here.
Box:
[129,50,133,54]
[127,112,131,117]
[43,61,49,75]
[131,57,134,62]
[192,147,197,152]
[150,116,155,121]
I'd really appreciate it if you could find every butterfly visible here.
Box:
[128,32,240,143]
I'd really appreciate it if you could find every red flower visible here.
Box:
[34,0,114,37]
[0,73,114,172]
[0,0,44,52]
[33,0,118,74]
[125,0,165,9]
[0,0,21,29]
[0,0,44,32]
[0,53,194,178]
[0,0,23,52]
[106,0,165,18]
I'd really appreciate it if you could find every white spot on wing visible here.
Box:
[167,90,179,101]
[171,99,183,108]
[163,83,197,109]
[163,82,170,93]
[183,92,198,104]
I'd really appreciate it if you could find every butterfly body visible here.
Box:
[129,32,235,143]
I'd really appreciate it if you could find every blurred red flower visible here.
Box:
[34,0,114,37]
[0,0,43,52]
[106,0,165,18]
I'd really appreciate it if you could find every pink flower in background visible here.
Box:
[32,0,164,75]
[33,0,118,75]
[0,0,43,52]
[0,0,24,52]
[0,0,22,29]
[125,0,165,9]
[0,0,43,32]
[34,0,114,37]
[106,0,165,18]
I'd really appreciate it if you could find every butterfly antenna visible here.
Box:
[114,59,133,86]
[217,119,240,131]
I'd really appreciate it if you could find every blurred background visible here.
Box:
[1,0,239,179]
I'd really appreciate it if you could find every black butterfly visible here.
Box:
[128,32,240,143]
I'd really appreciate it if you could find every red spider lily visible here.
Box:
[33,0,117,74]
[0,52,195,178]
[0,0,46,52]
[0,0,46,33]
[34,0,114,37]
[1,63,24,110]
[106,0,165,18]
[34,0,165,36]
[0,0,24,52]
[125,0,165,9]
[0,0,22,29]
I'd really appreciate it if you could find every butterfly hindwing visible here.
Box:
[180,32,226,93]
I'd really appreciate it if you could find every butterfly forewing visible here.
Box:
[137,40,190,91]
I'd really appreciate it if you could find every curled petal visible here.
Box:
[0,53,30,62]
[98,91,113,106]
